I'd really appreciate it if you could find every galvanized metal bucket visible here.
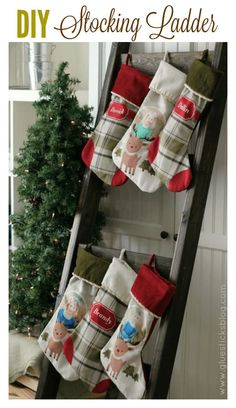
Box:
[28,61,53,90]
[25,42,56,62]
[26,43,55,89]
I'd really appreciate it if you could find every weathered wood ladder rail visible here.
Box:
[36,42,227,399]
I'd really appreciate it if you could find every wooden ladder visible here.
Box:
[35,42,227,399]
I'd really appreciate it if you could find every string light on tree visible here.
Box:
[9,62,105,334]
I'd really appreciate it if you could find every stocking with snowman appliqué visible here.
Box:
[100,255,176,399]
[112,59,187,192]
[38,247,110,381]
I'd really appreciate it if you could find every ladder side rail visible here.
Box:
[57,42,130,299]
[35,42,130,399]
[147,42,227,399]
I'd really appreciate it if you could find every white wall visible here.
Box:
[93,42,227,399]
[9,42,89,94]
[52,43,89,90]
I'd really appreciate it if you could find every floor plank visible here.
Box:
[9,374,39,399]
[15,375,38,392]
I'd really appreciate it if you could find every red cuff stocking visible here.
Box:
[100,255,176,399]
[82,63,152,186]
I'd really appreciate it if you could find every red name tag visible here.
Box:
[90,303,116,331]
[107,101,129,120]
[174,96,200,121]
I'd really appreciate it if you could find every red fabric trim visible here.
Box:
[92,379,112,393]
[193,110,201,121]
[168,168,192,192]
[148,254,156,266]
[63,336,74,364]
[112,64,152,107]
[111,169,128,187]
[148,136,160,164]
[131,263,176,316]
[81,138,94,168]
[126,108,136,120]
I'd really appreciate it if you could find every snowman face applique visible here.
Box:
[133,108,166,141]
[119,305,146,345]
[57,291,87,330]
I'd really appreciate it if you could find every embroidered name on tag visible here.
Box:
[107,101,129,120]
[90,303,116,330]
[174,96,200,121]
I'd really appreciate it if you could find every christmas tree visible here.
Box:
[9,62,105,334]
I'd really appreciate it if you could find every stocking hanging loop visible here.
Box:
[163,51,170,62]
[125,52,133,66]
[119,248,126,260]
[148,254,156,267]
[201,49,209,63]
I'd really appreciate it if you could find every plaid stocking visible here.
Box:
[150,51,222,192]
[82,63,152,186]
[66,249,137,393]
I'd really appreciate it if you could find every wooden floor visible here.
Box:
[9,375,38,399]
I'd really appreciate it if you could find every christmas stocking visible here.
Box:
[67,249,137,393]
[81,63,152,186]
[38,247,110,381]
[112,60,186,192]
[150,51,221,192]
[101,255,176,399]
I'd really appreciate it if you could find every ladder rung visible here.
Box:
[88,245,172,278]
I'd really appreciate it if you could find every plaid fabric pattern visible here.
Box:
[151,86,208,183]
[89,95,138,184]
[38,275,99,381]
[71,286,128,389]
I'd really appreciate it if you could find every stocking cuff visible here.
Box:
[131,264,176,316]
[112,64,152,108]
[186,59,221,100]
[101,257,136,305]
[149,60,186,104]
[73,247,110,287]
